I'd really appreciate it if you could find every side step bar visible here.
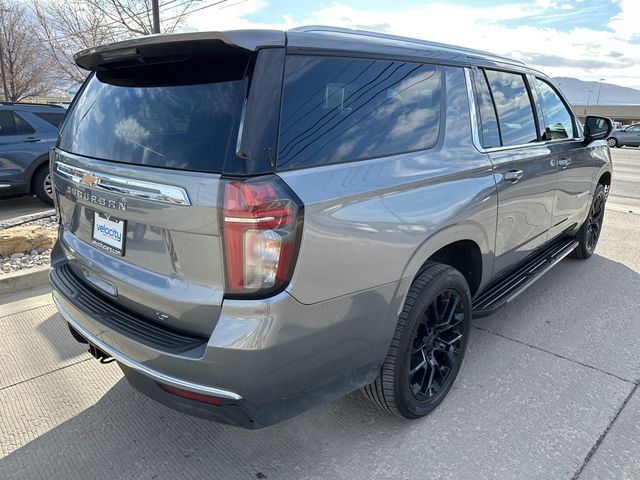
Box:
[472,237,578,317]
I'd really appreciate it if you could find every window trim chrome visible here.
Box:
[464,68,484,153]
[54,151,191,206]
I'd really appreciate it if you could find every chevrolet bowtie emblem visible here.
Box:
[81,173,99,186]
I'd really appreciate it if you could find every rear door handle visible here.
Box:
[23,137,41,143]
[558,157,571,169]
[503,170,524,183]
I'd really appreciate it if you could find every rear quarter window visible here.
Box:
[277,56,441,170]
[34,111,66,128]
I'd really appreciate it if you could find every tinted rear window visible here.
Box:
[34,111,66,127]
[59,56,248,173]
[278,56,441,170]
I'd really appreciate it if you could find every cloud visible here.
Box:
[184,1,640,89]
[608,0,640,40]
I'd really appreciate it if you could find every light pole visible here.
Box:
[596,78,606,105]
[584,90,594,115]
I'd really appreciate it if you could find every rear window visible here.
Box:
[277,56,441,170]
[59,55,248,173]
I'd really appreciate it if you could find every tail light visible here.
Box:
[221,176,303,297]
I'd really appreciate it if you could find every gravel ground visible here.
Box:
[0,215,56,275]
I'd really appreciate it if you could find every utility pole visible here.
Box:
[152,0,160,33]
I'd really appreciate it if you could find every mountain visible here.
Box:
[553,77,640,105]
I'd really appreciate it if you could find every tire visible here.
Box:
[606,138,618,148]
[571,183,606,260]
[33,166,54,206]
[362,262,472,419]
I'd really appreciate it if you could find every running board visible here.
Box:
[472,237,578,317]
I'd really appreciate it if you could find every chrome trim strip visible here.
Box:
[224,216,276,223]
[53,294,242,401]
[55,154,191,206]
[464,68,484,153]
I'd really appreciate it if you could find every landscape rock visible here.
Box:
[0,224,57,257]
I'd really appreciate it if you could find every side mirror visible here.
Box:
[584,116,613,143]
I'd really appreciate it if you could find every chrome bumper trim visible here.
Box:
[54,151,191,206]
[52,293,242,401]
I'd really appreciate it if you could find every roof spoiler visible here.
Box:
[74,30,285,71]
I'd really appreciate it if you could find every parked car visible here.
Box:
[0,102,66,206]
[607,123,640,147]
[49,27,613,428]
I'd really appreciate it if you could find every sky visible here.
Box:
[180,0,640,89]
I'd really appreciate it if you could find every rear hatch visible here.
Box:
[52,33,283,338]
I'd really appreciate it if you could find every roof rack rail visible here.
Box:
[288,25,525,66]
[0,101,65,108]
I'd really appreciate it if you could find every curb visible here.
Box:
[0,266,50,296]
[0,209,56,229]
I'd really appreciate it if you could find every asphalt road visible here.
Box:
[1,150,639,480]
[607,147,640,213]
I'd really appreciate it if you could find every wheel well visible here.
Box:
[30,160,49,193]
[598,172,611,195]
[425,240,482,296]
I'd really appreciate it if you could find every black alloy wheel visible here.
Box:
[408,289,465,400]
[572,183,606,260]
[586,190,605,254]
[362,262,471,419]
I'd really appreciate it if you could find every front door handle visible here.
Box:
[23,137,41,143]
[504,170,524,183]
[558,157,571,169]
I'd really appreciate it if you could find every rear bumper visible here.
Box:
[50,255,407,428]
[54,295,260,428]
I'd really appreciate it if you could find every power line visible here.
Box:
[161,0,234,22]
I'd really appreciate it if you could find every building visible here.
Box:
[572,104,640,125]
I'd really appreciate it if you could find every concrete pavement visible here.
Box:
[1,150,639,480]
[0,197,50,222]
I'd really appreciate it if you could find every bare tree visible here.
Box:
[84,0,198,37]
[32,0,118,85]
[32,0,199,86]
[0,1,51,101]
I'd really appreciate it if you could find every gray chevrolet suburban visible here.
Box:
[50,27,613,428]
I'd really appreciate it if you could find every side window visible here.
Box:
[0,111,16,136]
[278,56,441,170]
[628,125,640,132]
[473,69,501,148]
[33,112,65,127]
[13,113,35,135]
[535,78,574,140]
[484,70,538,146]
